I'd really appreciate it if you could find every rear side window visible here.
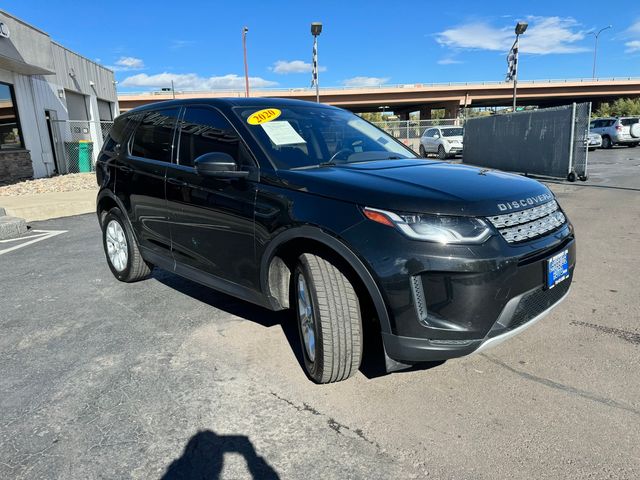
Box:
[130,108,180,162]
[177,106,252,168]
[102,117,131,154]
[620,118,639,126]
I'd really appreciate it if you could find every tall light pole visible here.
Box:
[510,21,528,112]
[311,22,322,103]
[589,25,612,79]
[242,26,250,97]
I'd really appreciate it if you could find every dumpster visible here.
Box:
[64,141,93,173]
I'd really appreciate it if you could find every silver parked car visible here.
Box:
[589,117,640,148]
[587,132,602,151]
[419,126,464,159]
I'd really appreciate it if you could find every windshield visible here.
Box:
[441,128,464,137]
[235,106,417,169]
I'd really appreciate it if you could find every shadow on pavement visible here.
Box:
[162,430,279,479]
[152,267,446,381]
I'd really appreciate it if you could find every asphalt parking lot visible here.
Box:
[1,147,639,479]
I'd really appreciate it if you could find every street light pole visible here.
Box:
[589,25,612,79]
[242,26,250,97]
[511,22,528,112]
[311,22,323,103]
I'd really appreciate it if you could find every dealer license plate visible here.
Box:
[547,250,569,289]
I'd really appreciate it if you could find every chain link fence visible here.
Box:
[373,119,463,154]
[570,102,591,181]
[462,103,591,181]
[50,120,114,174]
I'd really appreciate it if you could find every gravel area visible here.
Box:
[0,173,97,196]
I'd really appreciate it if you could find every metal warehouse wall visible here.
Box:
[463,105,582,179]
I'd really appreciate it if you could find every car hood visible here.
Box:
[276,159,554,216]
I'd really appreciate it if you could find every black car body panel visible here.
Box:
[96,98,575,369]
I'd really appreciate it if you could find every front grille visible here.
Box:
[487,200,566,243]
[509,279,571,330]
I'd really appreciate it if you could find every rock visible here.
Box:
[0,216,28,240]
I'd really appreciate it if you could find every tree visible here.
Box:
[594,98,640,117]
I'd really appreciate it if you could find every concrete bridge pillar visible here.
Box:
[419,106,432,120]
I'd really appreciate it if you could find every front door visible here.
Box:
[165,105,259,290]
[115,108,179,258]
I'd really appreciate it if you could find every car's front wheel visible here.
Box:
[293,253,362,383]
[102,207,151,282]
[438,145,447,159]
[419,144,427,158]
[602,136,613,149]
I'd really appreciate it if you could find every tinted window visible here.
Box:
[620,118,639,126]
[0,82,24,149]
[178,107,250,168]
[130,109,179,162]
[424,129,434,138]
[441,128,464,137]
[102,117,130,154]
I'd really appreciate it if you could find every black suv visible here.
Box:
[96,98,575,383]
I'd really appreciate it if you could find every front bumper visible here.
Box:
[341,217,575,364]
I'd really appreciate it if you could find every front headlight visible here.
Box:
[363,207,493,244]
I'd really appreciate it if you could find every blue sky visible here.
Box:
[5,0,640,91]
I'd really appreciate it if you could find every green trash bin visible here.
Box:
[78,140,93,173]
[64,141,93,173]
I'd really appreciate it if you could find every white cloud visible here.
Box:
[437,57,463,65]
[342,76,389,87]
[108,56,145,71]
[436,16,588,54]
[120,72,278,90]
[271,60,327,74]
[626,40,640,53]
[170,40,196,50]
[623,20,640,53]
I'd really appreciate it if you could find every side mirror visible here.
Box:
[194,152,249,178]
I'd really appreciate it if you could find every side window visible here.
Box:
[589,121,597,129]
[130,108,180,162]
[102,117,129,154]
[424,129,434,138]
[177,106,253,168]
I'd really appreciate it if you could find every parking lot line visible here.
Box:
[0,229,67,255]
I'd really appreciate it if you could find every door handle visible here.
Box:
[119,165,132,173]
[167,178,187,186]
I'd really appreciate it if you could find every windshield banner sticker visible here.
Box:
[247,108,281,125]
[261,121,306,146]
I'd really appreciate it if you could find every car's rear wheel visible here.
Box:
[419,144,427,158]
[102,207,151,282]
[438,145,447,159]
[602,136,613,149]
[293,253,362,384]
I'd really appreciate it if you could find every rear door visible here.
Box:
[165,105,259,290]
[115,108,179,259]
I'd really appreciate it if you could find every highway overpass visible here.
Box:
[118,77,640,119]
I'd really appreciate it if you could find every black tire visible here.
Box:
[567,171,577,182]
[102,207,151,282]
[437,145,447,160]
[419,144,427,158]
[293,253,362,384]
[627,143,638,148]
[602,136,613,149]
[579,175,588,181]
[588,147,596,152]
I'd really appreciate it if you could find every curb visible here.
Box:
[0,189,97,222]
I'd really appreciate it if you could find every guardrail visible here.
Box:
[117,77,640,97]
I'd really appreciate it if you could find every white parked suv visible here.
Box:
[589,117,640,148]
[419,126,464,159]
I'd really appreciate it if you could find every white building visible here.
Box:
[0,9,118,184]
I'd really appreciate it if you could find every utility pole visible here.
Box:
[311,22,323,103]
[242,26,250,97]
[510,22,528,112]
